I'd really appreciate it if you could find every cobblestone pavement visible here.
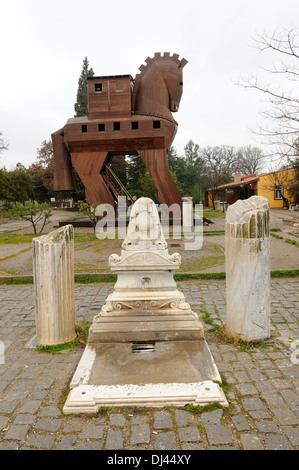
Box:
[0,279,298,451]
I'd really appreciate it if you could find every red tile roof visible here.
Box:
[208,174,259,191]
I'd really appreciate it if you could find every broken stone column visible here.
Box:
[225,196,271,342]
[182,196,193,231]
[32,224,76,345]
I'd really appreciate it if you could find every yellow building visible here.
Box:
[207,168,296,209]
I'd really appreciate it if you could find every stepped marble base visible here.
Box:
[89,311,204,343]
[63,340,228,413]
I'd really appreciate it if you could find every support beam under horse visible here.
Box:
[52,53,187,209]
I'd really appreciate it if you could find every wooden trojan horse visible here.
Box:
[52,53,187,208]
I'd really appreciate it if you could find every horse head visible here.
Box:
[161,53,188,112]
[132,53,187,120]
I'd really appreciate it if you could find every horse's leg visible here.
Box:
[52,128,75,191]
[71,151,115,206]
[138,148,182,208]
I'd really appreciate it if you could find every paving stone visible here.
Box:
[130,415,149,425]
[130,424,151,445]
[13,414,36,425]
[76,440,103,450]
[293,405,299,417]
[3,390,29,400]
[0,400,19,413]
[271,378,293,389]
[19,399,43,414]
[174,409,194,426]
[0,381,9,393]
[249,410,271,419]
[154,431,177,450]
[0,415,9,430]
[39,405,61,416]
[29,390,48,400]
[264,434,294,450]
[255,380,276,394]
[153,411,173,430]
[204,424,233,445]
[34,418,62,433]
[233,371,251,383]
[177,426,201,442]
[201,409,223,425]
[255,420,279,433]
[271,407,299,425]
[262,393,285,407]
[247,369,267,382]
[35,377,55,390]
[10,379,35,392]
[0,442,19,450]
[231,414,251,431]
[0,368,21,381]
[240,433,264,450]
[280,389,299,405]
[78,425,105,439]
[235,383,259,396]
[209,446,239,450]
[105,430,124,450]
[265,369,282,378]
[284,427,299,446]
[55,434,77,450]
[63,419,87,433]
[3,424,29,441]
[25,433,56,449]
[181,443,205,450]
[242,397,266,411]
[110,413,126,427]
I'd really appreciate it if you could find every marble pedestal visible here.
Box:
[63,198,227,412]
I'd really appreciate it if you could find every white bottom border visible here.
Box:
[63,380,228,413]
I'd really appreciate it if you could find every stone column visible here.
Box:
[32,224,76,345]
[225,196,271,341]
[182,197,193,231]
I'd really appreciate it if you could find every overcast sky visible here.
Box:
[0,0,298,170]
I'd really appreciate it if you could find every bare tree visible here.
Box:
[237,28,299,162]
[199,146,236,209]
[200,145,238,173]
[236,145,266,175]
[259,164,293,207]
[0,132,8,155]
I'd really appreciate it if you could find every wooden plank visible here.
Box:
[51,129,75,191]
[138,149,182,207]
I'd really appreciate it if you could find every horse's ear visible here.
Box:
[179,58,188,69]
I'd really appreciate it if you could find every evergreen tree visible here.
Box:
[167,142,205,196]
[0,167,11,200]
[2,164,35,204]
[138,170,158,202]
[126,154,147,197]
[109,155,128,188]
[74,57,94,117]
